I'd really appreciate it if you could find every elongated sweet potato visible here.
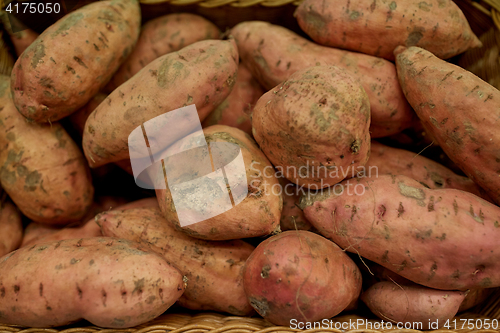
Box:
[105,13,220,93]
[0,238,185,328]
[0,199,22,257]
[362,281,465,329]
[0,75,94,224]
[202,63,263,135]
[395,45,500,205]
[155,125,281,240]
[10,0,141,123]
[21,197,157,248]
[243,230,362,325]
[252,66,371,188]
[367,141,490,201]
[231,21,415,138]
[83,39,238,168]
[97,207,254,315]
[300,174,500,290]
[295,0,481,61]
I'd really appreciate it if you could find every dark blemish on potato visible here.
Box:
[453,199,459,215]
[480,277,492,287]
[66,65,76,75]
[406,27,425,46]
[0,287,5,298]
[378,204,387,218]
[70,258,81,265]
[397,202,404,217]
[112,318,125,326]
[24,170,41,192]
[249,297,270,316]
[468,205,484,223]
[52,12,83,37]
[76,284,83,299]
[350,139,361,154]
[0,167,16,185]
[73,56,88,69]
[428,196,435,212]
[381,250,389,263]
[145,295,156,304]
[132,278,145,295]
[89,259,95,266]
[55,264,64,270]
[261,265,271,278]
[102,289,107,307]
[13,285,20,294]
[46,306,52,311]
[54,241,63,250]
[349,11,360,20]
[39,283,43,297]
[226,259,235,267]
[416,229,432,240]
[287,62,291,70]
[495,221,499,228]
[76,239,83,247]
[442,71,454,82]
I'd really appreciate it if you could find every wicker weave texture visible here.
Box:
[2,312,500,333]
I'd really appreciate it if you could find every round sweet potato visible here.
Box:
[10,0,141,123]
[243,230,362,325]
[252,66,370,188]
[0,238,185,328]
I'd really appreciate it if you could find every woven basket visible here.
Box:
[1,0,500,332]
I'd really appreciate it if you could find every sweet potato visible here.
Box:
[231,21,415,138]
[0,75,94,224]
[202,63,263,135]
[82,39,239,168]
[0,13,39,56]
[243,230,362,325]
[252,66,371,188]
[395,45,500,205]
[155,125,281,240]
[97,207,254,315]
[300,174,500,290]
[458,288,494,312]
[367,141,490,200]
[0,238,185,328]
[21,197,157,248]
[295,0,481,61]
[68,93,107,137]
[10,0,141,123]
[278,178,314,231]
[361,281,465,329]
[104,13,221,93]
[0,199,22,257]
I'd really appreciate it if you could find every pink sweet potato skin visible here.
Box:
[202,63,263,135]
[82,39,238,168]
[367,141,491,201]
[104,13,220,93]
[361,281,465,329]
[97,207,255,315]
[243,230,362,325]
[395,46,500,205]
[252,66,370,188]
[68,93,107,137]
[0,75,94,224]
[156,125,282,240]
[279,178,314,231]
[295,0,481,61]
[231,21,415,138]
[0,199,23,257]
[21,197,157,248]
[301,174,500,290]
[10,0,141,123]
[0,238,185,328]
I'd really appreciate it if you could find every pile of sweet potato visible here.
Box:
[1,0,499,329]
